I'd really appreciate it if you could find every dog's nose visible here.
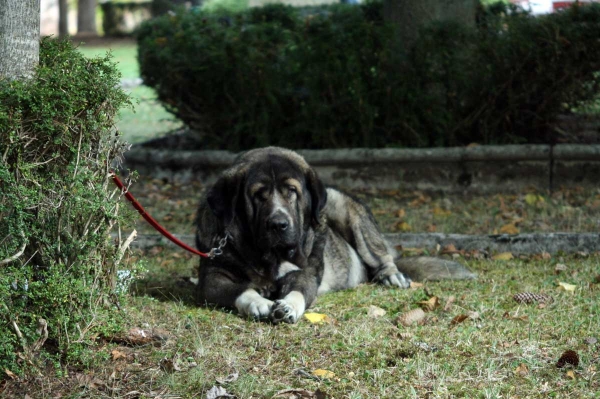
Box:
[268,215,289,232]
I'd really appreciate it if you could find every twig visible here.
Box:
[0,231,26,265]
[115,230,137,269]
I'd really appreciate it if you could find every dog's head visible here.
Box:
[207,147,327,255]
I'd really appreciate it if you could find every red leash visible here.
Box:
[111,173,210,258]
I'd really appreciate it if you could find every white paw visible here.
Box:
[269,291,306,324]
[235,289,274,319]
[375,264,411,289]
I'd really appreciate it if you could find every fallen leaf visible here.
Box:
[367,305,386,318]
[440,244,461,255]
[566,370,576,380]
[499,223,519,234]
[409,281,424,289]
[111,349,127,361]
[206,385,235,399]
[557,282,576,292]
[515,363,529,377]
[397,332,413,340]
[584,337,598,345]
[396,221,412,232]
[397,308,426,327]
[216,371,239,384]
[396,209,406,218]
[304,313,330,324]
[273,388,323,399]
[450,314,469,326]
[443,296,456,312]
[525,193,544,205]
[503,311,529,322]
[4,368,17,379]
[160,358,182,373]
[418,296,439,312]
[432,207,451,217]
[492,252,514,261]
[555,263,567,274]
[312,369,335,379]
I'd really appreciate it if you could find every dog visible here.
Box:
[195,147,475,324]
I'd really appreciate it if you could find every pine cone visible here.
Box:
[513,292,554,304]
[556,350,579,368]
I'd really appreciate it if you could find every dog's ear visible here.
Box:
[306,168,327,225]
[207,173,242,229]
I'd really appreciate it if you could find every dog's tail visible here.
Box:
[395,257,477,281]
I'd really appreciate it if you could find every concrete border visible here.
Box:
[130,233,600,255]
[123,144,600,193]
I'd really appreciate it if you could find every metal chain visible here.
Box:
[208,231,231,259]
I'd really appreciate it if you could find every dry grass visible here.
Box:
[4,248,599,398]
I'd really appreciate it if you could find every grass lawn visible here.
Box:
[6,248,599,398]
[76,40,182,144]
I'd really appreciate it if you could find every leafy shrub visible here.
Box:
[0,38,133,373]
[137,2,600,150]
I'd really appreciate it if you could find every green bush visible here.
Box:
[0,38,133,374]
[137,2,600,150]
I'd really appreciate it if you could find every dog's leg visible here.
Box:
[324,188,411,288]
[197,268,274,320]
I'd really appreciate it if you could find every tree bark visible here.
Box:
[0,0,40,80]
[77,0,98,36]
[59,0,69,37]
[383,0,477,51]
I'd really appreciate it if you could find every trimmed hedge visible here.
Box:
[0,39,133,373]
[138,2,600,150]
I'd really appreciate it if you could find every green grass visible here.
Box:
[77,41,182,144]
[7,249,599,398]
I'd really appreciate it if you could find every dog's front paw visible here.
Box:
[235,289,274,320]
[374,264,411,289]
[269,291,306,324]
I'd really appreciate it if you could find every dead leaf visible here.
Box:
[557,282,576,292]
[111,349,127,361]
[160,358,182,373]
[304,313,330,324]
[443,296,456,312]
[555,263,567,274]
[206,385,236,399]
[418,296,439,312]
[4,368,17,379]
[566,370,576,380]
[502,311,529,322]
[525,193,544,205]
[432,207,451,217]
[541,252,551,260]
[216,371,239,384]
[492,252,514,261]
[409,281,424,289]
[440,244,461,255]
[367,305,386,318]
[499,223,519,234]
[515,363,529,377]
[273,388,324,399]
[312,369,335,379]
[450,314,469,326]
[397,308,426,327]
[396,221,412,232]
[396,209,406,218]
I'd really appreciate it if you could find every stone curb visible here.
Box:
[129,233,600,255]
[122,144,600,193]
[125,144,600,167]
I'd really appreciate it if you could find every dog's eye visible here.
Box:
[287,185,297,193]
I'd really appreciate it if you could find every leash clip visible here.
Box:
[208,231,231,259]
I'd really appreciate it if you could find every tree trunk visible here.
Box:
[383,0,477,51]
[0,0,40,80]
[59,0,69,37]
[77,0,97,36]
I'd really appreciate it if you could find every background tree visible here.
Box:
[59,0,69,37]
[77,0,98,36]
[383,0,477,50]
[0,0,40,80]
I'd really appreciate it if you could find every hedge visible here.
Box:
[137,2,600,150]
